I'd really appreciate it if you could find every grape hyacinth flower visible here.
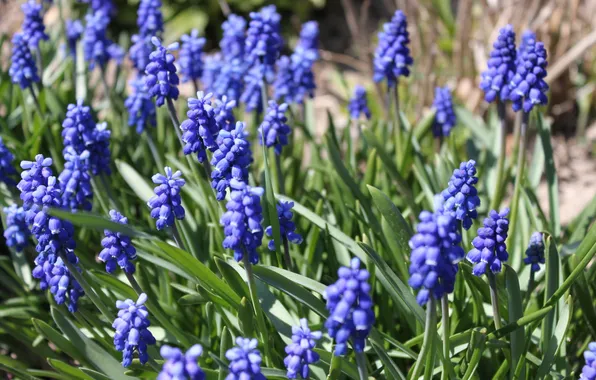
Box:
[147,167,186,230]
[524,232,544,272]
[211,122,252,201]
[129,34,153,72]
[66,19,84,57]
[137,0,163,37]
[99,210,137,274]
[581,342,596,380]
[289,21,319,104]
[480,25,517,103]
[467,208,510,276]
[508,37,549,112]
[221,14,246,60]
[440,160,480,230]
[258,101,291,155]
[21,0,48,50]
[245,5,283,81]
[9,33,40,90]
[58,148,93,211]
[179,29,206,84]
[348,85,371,120]
[225,337,266,380]
[79,0,114,16]
[240,65,265,113]
[214,96,236,132]
[296,21,319,53]
[265,201,303,251]
[83,11,119,69]
[516,30,536,66]
[201,54,223,94]
[213,58,245,103]
[158,344,205,380]
[179,92,218,163]
[145,37,180,107]
[409,210,464,305]
[125,77,157,134]
[221,180,264,264]
[18,154,53,209]
[86,122,112,176]
[112,293,156,367]
[284,319,321,379]
[373,10,413,88]
[432,87,457,138]
[3,205,31,252]
[62,100,96,154]
[0,137,17,186]
[325,257,375,356]
[273,56,295,103]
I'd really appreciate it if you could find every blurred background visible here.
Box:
[0,0,595,222]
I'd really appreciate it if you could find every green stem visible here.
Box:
[171,222,186,251]
[146,132,165,170]
[36,49,44,81]
[410,295,436,380]
[507,111,530,253]
[242,254,272,367]
[490,100,508,211]
[441,294,453,378]
[166,97,202,182]
[29,86,43,117]
[275,153,285,194]
[355,351,368,380]
[393,84,403,168]
[488,272,502,330]
[282,237,293,272]
[99,65,113,110]
[523,270,535,308]
[99,173,120,211]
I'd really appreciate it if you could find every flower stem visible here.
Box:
[99,173,121,211]
[282,236,293,272]
[171,222,186,251]
[441,294,454,378]
[28,86,43,117]
[392,84,403,168]
[410,295,436,380]
[490,100,508,211]
[275,153,285,194]
[488,271,502,330]
[146,132,165,170]
[355,351,368,380]
[36,49,44,81]
[165,97,202,182]
[523,270,535,307]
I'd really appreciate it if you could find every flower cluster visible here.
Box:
[201,54,223,94]
[86,122,112,176]
[66,19,84,56]
[284,319,321,379]
[179,29,206,83]
[225,337,266,380]
[79,0,114,16]
[467,208,510,275]
[432,87,457,138]
[158,345,205,380]
[245,5,283,81]
[147,167,186,230]
[581,343,596,380]
[288,21,319,103]
[99,210,137,274]
[273,56,294,102]
[508,37,549,113]
[517,30,536,65]
[214,96,236,132]
[221,14,246,60]
[373,10,413,88]
[0,137,17,186]
[83,10,120,69]
[325,257,374,356]
[266,201,303,251]
[145,37,180,107]
[221,180,264,264]
[125,77,157,134]
[129,34,153,72]
[409,210,464,305]
[240,65,264,113]
[58,148,93,211]
[112,293,156,367]
[258,101,291,155]
[62,100,96,154]
[480,25,517,103]
[524,231,545,272]
[137,0,163,37]
[440,160,480,230]
[3,205,30,252]
[9,33,40,90]
[211,122,252,201]
[213,59,245,103]
[179,92,218,163]
[21,0,48,50]
[348,85,371,120]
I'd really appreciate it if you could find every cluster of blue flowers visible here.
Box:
[258,101,291,155]
[221,14,246,60]
[582,343,596,380]
[112,293,156,367]
[147,167,186,230]
[225,337,266,380]
[480,25,517,103]
[145,37,180,107]
[214,96,237,132]
[99,210,137,274]
[9,33,40,90]
[3,205,30,252]
[83,10,120,69]
[440,160,480,230]
[265,201,303,251]
[179,92,219,163]
[325,257,375,356]
[524,232,545,272]
[284,319,321,379]
[179,30,206,84]
[467,208,510,275]
[432,87,457,137]
[158,345,205,380]
[58,148,93,211]
[21,0,48,50]
[137,0,163,37]
[373,10,413,88]
[348,86,371,120]
[65,19,84,57]
[245,5,283,80]
[0,138,17,186]
[125,76,157,134]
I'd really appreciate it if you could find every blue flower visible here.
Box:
[480,25,517,103]
[325,257,374,356]
[35,250,84,313]
[258,101,291,155]
[373,10,413,88]
[516,30,536,66]
[296,21,319,53]
[147,167,186,230]
[112,293,156,367]
[3,205,31,252]
[214,96,236,132]
[581,343,596,380]
[62,100,96,155]
[211,122,253,201]
[225,337,266,380]
[125,76,157,134]
[221,14,246,60]
[467,208,510,276]
[288,21,319,104]
[99,210,137,274]
[409,210,464,305]
[145,37,180,107]
[265,201,303,251]
[240,65,265,113]
[440,160,480,230]
[137,0,163,37]
[179,92,218,163]
[0,137,17,186]
[9,33,40,90]
[508,37,549,113]
[273,56,295,104]
[158,344,205,380]
[58,148,93,211]
[17,154,53,209]
[83,10,119,69]
[348,85,371,120]
[284,318,321,379]
[86,122,112,176]
[432,87,456,137]
[66,19,84,57]
[221,180,264,264]
[245,5,283,81]
[78,0,114,16]
[179,29,206,83]
[129,34,153,71]
[524,231,544,272]
[21,0,48,50]
[201,54,223,94]
[213,58,245,103]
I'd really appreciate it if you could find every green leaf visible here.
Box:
[505,265,525,378]
[455,106,491,148]
[48,359,94,380]
[536,296,573,379]
[371,337,406,380]
[536,115,560,237]
[116,160,155,202]
[0,355,43,380]
[32,319,89,366]
[542,235,560,352]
